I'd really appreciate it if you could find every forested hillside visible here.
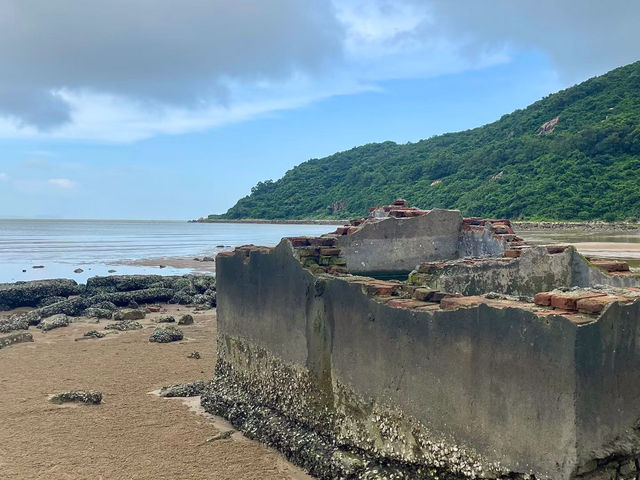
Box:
[214,61,640,221]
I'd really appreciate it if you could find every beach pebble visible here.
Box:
[74,268,84,273]
[178,314,194,325]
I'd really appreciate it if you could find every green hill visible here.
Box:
[215,61,640,221]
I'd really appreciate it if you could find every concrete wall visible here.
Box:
[334,209,463,274]
[208,242,640,479]
[575,301,640,466]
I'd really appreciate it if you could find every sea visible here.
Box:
[2,219,640,285]
[0,219,341,284]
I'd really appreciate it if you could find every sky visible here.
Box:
[0,0,639,220]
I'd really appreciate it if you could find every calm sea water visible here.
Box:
[0,220,340,284]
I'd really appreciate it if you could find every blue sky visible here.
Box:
[0,1,638,220]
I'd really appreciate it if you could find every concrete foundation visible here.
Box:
[202,202,640,480]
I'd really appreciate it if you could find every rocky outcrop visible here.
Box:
[0,274,216,332]
[0,279,80,310]
[536,116,559,135]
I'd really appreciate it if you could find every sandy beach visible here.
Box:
[0,304,313,480]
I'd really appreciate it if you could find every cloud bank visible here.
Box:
[0,0,638,141]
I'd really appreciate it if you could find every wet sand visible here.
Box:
[0,305,313,480]
[115,256,218,273]
[517,228,640,267]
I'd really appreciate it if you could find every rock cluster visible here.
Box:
[0,279,80,310]
[0,274,216,334]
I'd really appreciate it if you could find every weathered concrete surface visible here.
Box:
[574,301,640,466]
[334,209,463,274]
[409,246,640,298]
[204,241,640,480]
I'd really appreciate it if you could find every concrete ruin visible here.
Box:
[201,200,640,480]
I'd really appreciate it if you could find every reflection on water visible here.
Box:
[517,228,640,267]
[0,219,341,283]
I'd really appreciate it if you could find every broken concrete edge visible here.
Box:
[216,241,636,326]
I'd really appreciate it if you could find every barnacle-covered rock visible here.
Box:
[50,390,102,405]
[149,326,183,343]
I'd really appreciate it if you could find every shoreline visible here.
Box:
[513,221,640,231]
[190,218,346,225]
[192,218,640,230]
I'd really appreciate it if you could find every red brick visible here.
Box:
[334,227,350,235]
[550,293,606,311]
[308,237,336,247]
[365,281,399,296]
[217,251,235,257]
[288,237,310,247]
[534,292,553,306]
[440,296,486,310]
[387,299,429,309]
[546,245,569,254]
[392,198,408,206]
[346,227,359,235]
[590,259,630,272]
[504,249,522,258]
[492,225,515,235]
[576,296,633,314]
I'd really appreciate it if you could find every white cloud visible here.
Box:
[47,178,76,189]
[0,0,638,142]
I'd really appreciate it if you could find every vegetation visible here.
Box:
[214,61,640,221]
